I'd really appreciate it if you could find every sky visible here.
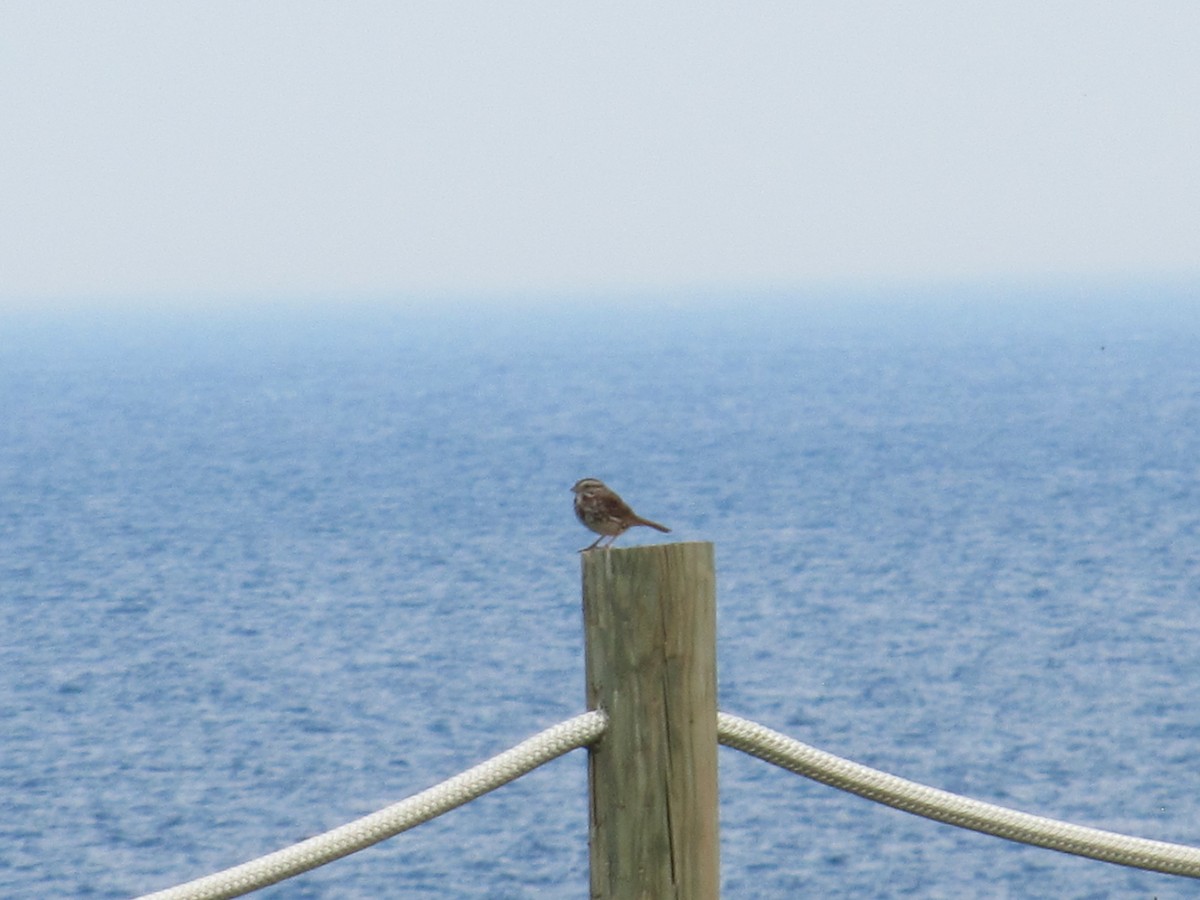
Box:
[2,3,1198,310]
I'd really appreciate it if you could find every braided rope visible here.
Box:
[135,710,607,900]
[135,707,1200,898]
[718,711,1200,878]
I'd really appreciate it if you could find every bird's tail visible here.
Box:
[634,517,671,533]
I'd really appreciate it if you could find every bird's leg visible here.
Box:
[579,535,606,553]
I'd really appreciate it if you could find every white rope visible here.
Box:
[134,706,1200,897]
[134,710,607,900]
[718,711,1200,878]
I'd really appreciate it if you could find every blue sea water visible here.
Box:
[2,288,1200,898]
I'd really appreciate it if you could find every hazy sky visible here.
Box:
[2,4,1198,308]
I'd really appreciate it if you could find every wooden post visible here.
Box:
[581,541,719,899]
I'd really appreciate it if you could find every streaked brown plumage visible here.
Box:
[571,477,670,552]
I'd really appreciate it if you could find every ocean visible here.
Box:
[2,288,1199,897]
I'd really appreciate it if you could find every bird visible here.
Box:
[571,477,670,552]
